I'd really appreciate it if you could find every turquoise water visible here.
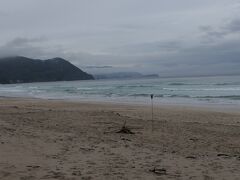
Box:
[1,75,240,106]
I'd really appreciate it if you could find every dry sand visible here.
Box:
[0,97,240,180]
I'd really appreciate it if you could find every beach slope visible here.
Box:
[0,98,240,179]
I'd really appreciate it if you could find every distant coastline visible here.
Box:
[93,72,159,80]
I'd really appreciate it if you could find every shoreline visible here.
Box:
[1,95,240,114]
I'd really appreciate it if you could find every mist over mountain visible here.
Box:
[94,72,159,80]
[0,56,94,84]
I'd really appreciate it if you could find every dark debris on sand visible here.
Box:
[116,121,134,134]
[149,167,167,176]
[116,126,134,134]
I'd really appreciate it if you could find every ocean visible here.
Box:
[1,75,240,107]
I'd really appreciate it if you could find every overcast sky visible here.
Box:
[0,0,240,76]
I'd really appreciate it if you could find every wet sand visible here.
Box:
[0,97,240,180]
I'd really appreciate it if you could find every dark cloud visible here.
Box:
[227,19,240,32]
[200,18,240,42]
[4,37,45,47]
[0,37,48,58]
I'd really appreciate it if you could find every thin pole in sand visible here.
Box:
[151,94,154,132]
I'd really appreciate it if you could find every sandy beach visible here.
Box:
[0,97,240,180]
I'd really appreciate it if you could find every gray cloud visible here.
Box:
[227,19,240,32]
[200,18,240,43]
[0,37,48,58]
[135,38,240,76]
[110,41,182,56]
[0,0,240,77]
